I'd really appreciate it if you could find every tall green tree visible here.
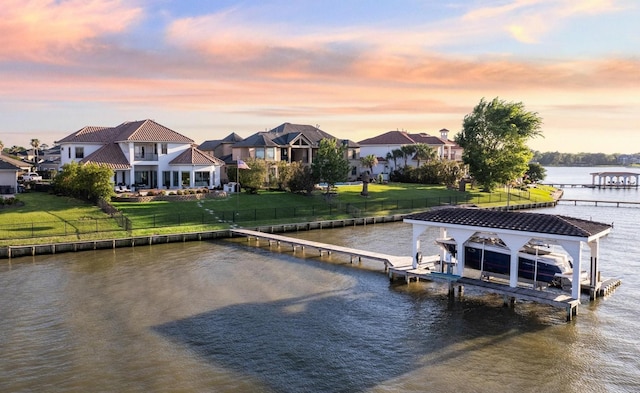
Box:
[287,162,316,195]
[53,161,115,202]
[455,97,542,191]
[311,139,350,194]
[238,158,267,193]
[525,162,546,183]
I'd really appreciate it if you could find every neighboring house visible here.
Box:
[0,154,21,195]
[56,119,225,190]
[39,145,61,174]
[358,129,462,176]
[199,132,244,183]
[230,122,361,181]
[0,152,33,173]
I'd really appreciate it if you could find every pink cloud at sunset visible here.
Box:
[0,0,142,62]
[0,0,637,153]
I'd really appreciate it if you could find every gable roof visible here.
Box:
[169,147,225,166]
[0,158,21,170]
[57,119,193,144]
[199,133,245,151]
[0,153,30,169]
[81,143,131,169]
[235,123,353,149]
[405,208,612,238]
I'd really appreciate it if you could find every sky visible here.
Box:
[0,0,638,154]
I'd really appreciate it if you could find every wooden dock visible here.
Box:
[557,199,640,208]
[230,228,413,268]
[231,229,585,321]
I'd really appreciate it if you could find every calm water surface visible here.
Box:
[1,167,639,392]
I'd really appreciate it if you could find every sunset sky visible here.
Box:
[1,0,638,154]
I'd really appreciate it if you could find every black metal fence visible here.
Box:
[0,191,540,240]
[124,191,538,230]
[0,217,126,240]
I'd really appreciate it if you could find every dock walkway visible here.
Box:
[231,228,413,268]
[231,229,584,321]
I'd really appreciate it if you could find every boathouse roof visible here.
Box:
[405,208,611,238]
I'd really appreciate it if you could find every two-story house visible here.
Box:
[230,123,361,181]
[358,129,462,177]
[56,119,224,190]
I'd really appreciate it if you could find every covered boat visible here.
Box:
[436,236,580,285]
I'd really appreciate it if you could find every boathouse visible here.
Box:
[404,208,612,301]
[591,171,639,187]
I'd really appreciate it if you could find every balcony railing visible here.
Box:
[133,153,158,161]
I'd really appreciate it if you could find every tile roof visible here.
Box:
[408,133,448,145]
[358,130,457,147]
[81,143,131,169]
[56,126,113,143]
[56,119,193,144]
[358,131,416,145]
[114,120,194,143]
[405,208,612,238]
[169,147,225,166]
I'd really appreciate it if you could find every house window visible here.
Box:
[161,143,168,154]
[134,171,148,186]
[181,171,190,187]
[194,172,210,187]
[68,147,71,159]
[172,171,179,187]
[266,147,275,159]
[162,171,171,188]
[351,149,358,159]
[75,147,84,159]
[281,148,288,161]
[255,148,265,159]
[351,166,357,176]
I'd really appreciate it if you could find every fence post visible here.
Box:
[96,219,98,233]
[32,222,34,238]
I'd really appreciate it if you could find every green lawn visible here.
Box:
[1,183,557,245]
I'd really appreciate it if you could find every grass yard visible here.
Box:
[1,182,557,245]
[0,193,127,246]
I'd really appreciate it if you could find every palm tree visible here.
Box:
[400,145,416,167]
[0,140,4,154]
[30,138,40,170]
[387,148,403,171]
[360,154,378,176]
[413,143,438,167]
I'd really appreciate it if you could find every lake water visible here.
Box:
[1,167,639,392]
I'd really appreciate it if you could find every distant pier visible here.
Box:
[557,199,640,208]
[542,170,640,189]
